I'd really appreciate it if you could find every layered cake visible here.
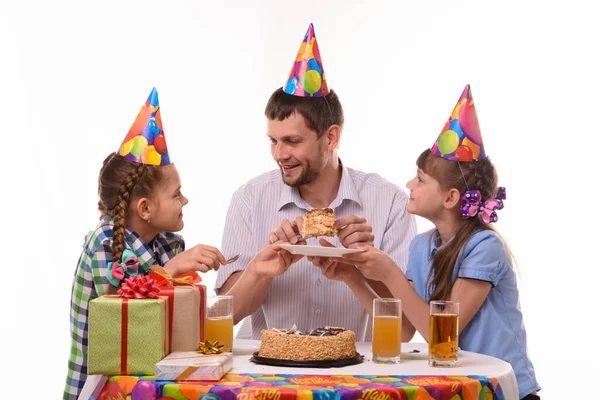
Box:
[301,208,337,238]
[258,326,356,360]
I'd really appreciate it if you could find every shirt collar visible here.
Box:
[428,230,458,261]
[101,215,159,272]
[124,227,159,272]
[429,230,443,261]
[277,159,363,211]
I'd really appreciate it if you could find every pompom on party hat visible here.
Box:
[283,23,330,97]
[431,84,486,162]
[117,87,171,166]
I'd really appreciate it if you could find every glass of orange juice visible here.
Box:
[205,295,234,352]
[372,298,402,363]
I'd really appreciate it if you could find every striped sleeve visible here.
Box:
[215,186,254,291]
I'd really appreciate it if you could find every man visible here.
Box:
[215,24,416,341]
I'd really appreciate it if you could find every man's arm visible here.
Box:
[217,269,273,324]
[215,186,265,324]
[219,244,303,324]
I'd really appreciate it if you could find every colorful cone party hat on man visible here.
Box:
[117,88,171,166]
[283,23,330,97]
[431,84,486,162]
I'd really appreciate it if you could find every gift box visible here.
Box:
[196,283,206,341]
[155,351,233,381]
[88,295,169,375]
[150,266,207,350]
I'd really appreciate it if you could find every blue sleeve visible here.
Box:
[405,234,422,282]
[458,231,511,286]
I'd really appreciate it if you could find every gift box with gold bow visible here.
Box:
[149,266,206,352]
[88,276,169,375]
[155,349,233,381]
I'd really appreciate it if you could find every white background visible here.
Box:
[1,1,596,398]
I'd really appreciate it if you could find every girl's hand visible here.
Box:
[249,242,305,279]
[166,244,227,276]
[333,245,399,282]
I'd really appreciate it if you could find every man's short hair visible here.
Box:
[265,88,344,137]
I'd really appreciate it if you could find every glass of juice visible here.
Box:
[429,300,459,367]
[205,295,234,352]
[372,298,402,363]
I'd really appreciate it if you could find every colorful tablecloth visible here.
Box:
[93,373,506,400]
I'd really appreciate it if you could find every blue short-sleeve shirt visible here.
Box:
[406,229,540,399]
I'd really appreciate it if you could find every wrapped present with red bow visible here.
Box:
[88,275,169,375]
[149,266,207,352]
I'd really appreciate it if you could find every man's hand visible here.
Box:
[336,214,375,249]
[268,216,305,244]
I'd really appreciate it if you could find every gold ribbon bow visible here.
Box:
[196,340,224,355]
[149,265,197,286]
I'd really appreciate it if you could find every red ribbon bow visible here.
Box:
[117,275,161,299]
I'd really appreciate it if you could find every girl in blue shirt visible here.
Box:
[329,85,540,399]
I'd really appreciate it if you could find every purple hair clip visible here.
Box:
[460,187,506,223]
[496,187,506,200]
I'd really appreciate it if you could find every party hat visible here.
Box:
[431,85,486,162]
[283,23,330,97]
[117,88,171,166]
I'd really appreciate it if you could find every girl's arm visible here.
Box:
[383,270,491,339]
[312,257,417,342]
[448,278,492,333]
[339,246,492,341]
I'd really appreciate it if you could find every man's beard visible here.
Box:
[280,160,320,187]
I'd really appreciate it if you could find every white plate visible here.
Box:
[276,244,363,257]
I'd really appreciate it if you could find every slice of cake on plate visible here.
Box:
[258,326,356,361]
[301,208,337,238]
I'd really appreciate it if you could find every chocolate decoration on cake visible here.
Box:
[309,326,346,336]
[273,326,347,337]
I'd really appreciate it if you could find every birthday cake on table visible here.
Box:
[258,326,356,360]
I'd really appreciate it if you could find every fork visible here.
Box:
[225,254,240,264]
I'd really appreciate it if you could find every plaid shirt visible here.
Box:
[63,216,184,400]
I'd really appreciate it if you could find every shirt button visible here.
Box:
[316,279,321,285]
[316,309,321,315]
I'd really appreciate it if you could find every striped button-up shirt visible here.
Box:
[215,163,417,341]
[63,216,184,400]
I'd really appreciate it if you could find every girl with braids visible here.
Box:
[63,89,229,399]
[321,86,540,399]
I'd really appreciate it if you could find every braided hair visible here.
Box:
[416,149,507,301]
[97,152,163,263]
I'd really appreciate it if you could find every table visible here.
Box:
[80,340,519,400]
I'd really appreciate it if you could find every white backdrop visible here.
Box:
[1,1,596,398]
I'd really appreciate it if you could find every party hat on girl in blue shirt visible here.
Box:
[117,88,171,166]
[431,84,486,162]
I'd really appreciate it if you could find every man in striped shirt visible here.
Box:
[215,87,417,341]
